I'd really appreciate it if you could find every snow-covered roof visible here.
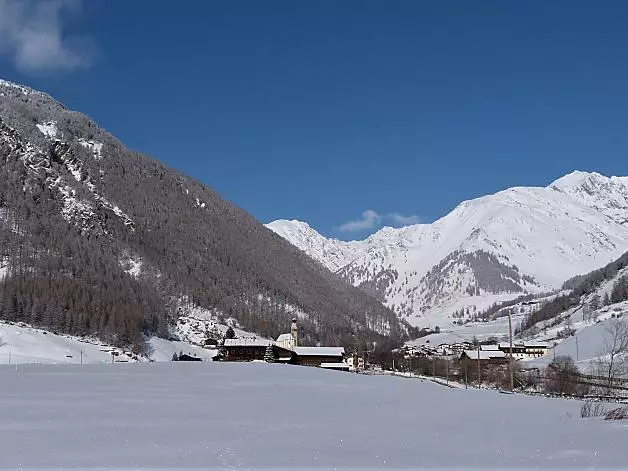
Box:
[498,342,548,349]
[480,344,500,351]
[294,347,345,357]
[223,338,272,348]
[462,350,507,360]
[320,362,350,369]
[276,333,293,342]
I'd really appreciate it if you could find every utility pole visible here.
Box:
[508,309,514,391]
[464,357,468,389]
[477,344,481,387]
[446,358,449,386]
[575,335,579,362]
[80,350,83,365]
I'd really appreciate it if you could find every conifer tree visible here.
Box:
[264,344,275,363]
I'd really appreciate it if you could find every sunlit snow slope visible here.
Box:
[268,172,628,327]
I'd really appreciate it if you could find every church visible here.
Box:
[218,318,346,367]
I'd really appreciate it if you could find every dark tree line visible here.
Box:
[610,275,628,304]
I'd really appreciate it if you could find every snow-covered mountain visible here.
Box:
[267,172,628,327]
[266,220,365,272]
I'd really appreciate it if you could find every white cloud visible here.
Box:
[0,0,93,72]
[339,210,421,232]
[339,210,381,232]
[389,213,421,225]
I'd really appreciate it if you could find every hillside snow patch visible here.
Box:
[36,121,59,139]
[78,138,104,160]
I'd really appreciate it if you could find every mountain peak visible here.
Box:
[270,171,628,327]
[267,219,312,230]
[549,171,628,225]
[549,170,610,191]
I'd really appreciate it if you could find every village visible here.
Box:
[173,317,364,371]
[170,309,628,398]
[171,314,555,385]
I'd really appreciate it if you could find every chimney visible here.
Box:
[291,317,299,347]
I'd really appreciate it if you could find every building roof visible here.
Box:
[276,333,294,342]
[320,362,350,369]
[462,350,507,360]
[294,346,345,357]
[223,338,272,348]
[498,342,548,349]
[480,344,501,351]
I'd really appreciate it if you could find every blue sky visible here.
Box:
[1,1,627,240]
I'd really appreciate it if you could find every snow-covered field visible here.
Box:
[0,362,625,470]
[0,321,217,364]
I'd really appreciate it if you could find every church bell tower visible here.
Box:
[291,317,299,347]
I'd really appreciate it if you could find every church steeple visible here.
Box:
[291,317,299,347]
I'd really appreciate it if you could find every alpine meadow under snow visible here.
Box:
[1,362,627,470]
[268,171,628,328]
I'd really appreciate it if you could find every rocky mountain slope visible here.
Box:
[0,78,405,352]
[268,172,628,328]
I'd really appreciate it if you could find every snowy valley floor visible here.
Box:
[0,363,626,470]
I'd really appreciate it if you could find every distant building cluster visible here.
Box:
[401,341,549,366]
[215,318,362,371]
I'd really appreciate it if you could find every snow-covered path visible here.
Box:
[0,362,625,470]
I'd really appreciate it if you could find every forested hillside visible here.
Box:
[520,250,628,332]
[0,79,406,352]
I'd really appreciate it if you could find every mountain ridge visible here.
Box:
[0,77,406,352]
[267,171,628,327]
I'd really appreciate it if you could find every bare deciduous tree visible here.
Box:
[597,319,628,391]
[545,355,581,395]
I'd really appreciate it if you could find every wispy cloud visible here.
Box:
[338,210,420,232]
[0,0,93,72]
[339,210,382,232]
[389,212,421,225]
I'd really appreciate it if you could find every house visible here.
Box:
[459,349,508,366]
[176,353,202,362]
[520,343,549,358]
[220,338,294,363]
[293,347,345,367]
[347,355,365,371]
[497,343,549,359]
[220,338,271,361]
[480,344,501,351]
[203,338,218,347]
